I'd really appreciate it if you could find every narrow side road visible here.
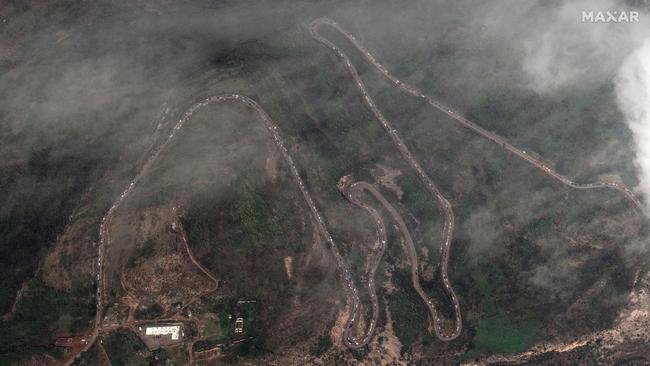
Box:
[174,212,219,293]
[65,94,363,363]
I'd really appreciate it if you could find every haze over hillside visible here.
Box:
[1,1,649,365]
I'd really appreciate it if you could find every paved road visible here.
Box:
[63,16,645,362]
[311,16,647,341]
[363,183,462,340]
[311,20,463,341]
[340,182,387,348]
[309,18,643,213]
[345,181,462,343]
[66,94,363,362]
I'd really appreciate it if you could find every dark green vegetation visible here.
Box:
[0,147,103,314]
[128,239,157,268]
[72,346,101,366]
[149,348,180,366]
[345,2,639,186]
[461,317,541,363]
[104,335,181,365]
[2,0,648,364]
[388,291,427,352]
[193,299,258,353]
[315,334,333,356]
[182,169,309,355]
[458,273,541,362]
[186,171,289,256]
[0,273,95,364]
[387,270,428,351]
[103,330,151,366]
[134,302,165,321]
[326,12,647,361]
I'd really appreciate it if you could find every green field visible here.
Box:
[458,272,541,363]
[103,330,151,366]
[0,273,95,364]
[388,270,429,352]
[389,292,426,352]
[460,316,541,363]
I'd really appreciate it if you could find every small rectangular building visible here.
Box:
[145,325,181,340]
[234,318,244,334]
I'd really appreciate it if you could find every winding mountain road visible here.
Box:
[65,94,363,362]
[340,181,387,348]
[312,19,463,341]
[310,16,646,342]
[309,18,642,213]
[64,17,646,363]
[344,181,462,342]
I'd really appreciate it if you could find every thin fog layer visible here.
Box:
[616,40,650,212]
[520,0,649,93]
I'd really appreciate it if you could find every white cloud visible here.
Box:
[520,0,647,93]
[615,39,650,211]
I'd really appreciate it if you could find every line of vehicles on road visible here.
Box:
[311,17,642,213]
[70,16,645,363]
[312,18,463,342]
[311,15,643,343]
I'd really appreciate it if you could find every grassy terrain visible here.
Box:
[218,312,233,341]
[72,344,101,366]
[342,3,638,186]
[458,270,541,362]
[460,316,541,363]
[315,19,648,365]
[197,300,234,347]
[103,330,151,366]
[315,334,333,356]
[0,273,95,364]
[389,292,426,352]
[2,1,648,364]
[150,348,180,366]
[388,270,428,352]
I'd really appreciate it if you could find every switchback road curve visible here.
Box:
[340,181,387,348]
[311,19,463,341]
[309,18,643,213]
[344,181,462,342]
[66,94,364,363]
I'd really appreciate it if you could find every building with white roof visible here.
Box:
[145,325,181,340]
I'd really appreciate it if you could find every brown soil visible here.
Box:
[42,213,98,290]
[266,149,279,184]
[284,256,294,280]
[123,251,213,310]
[330,307,349,350]
[367,298,405,365]
[373,164,404,200]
